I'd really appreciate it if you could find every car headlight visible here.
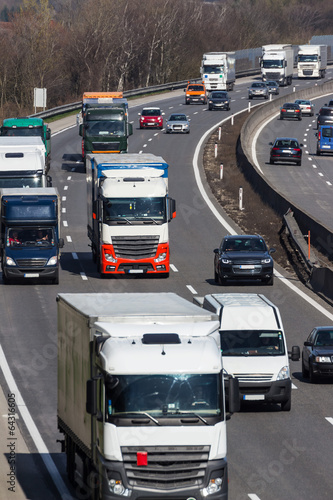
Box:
[105,252,117,263]
[221,258,232,264]
[155,252,167,263]
[261,258,271,264]
[277,366,289,380]
[208,100,213,104]
[46,256,58,266]
[108,479,130,497]
[315,356,331,363]
[6,256,16,266]
[200,94,205,97]
[201,477,223,497]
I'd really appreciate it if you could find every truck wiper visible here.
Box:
[142,217,158,225]
[171,410,208,425]
[121,411,160,425]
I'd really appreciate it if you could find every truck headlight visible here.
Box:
[277,366,289,380]
[154,252,167,263]
[104,252,117,263]
[201,477,223,496]
[108,479,130,497]
[315,356,331,363]
[47,256,58,266]
[6,256,16,266]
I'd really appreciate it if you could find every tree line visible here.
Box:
[0,0,332,118]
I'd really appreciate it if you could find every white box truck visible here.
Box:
[196,293,300,411]
[57,292,240,500]
[261,44,294,86]
[0,137,51,188]
[200,52,236,91]
[297,44,327,78]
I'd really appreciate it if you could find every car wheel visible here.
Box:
[302,358,309,378]
[263,275,274,286]
[269,159,274,165]
[52,274,59,285]
[214,270,219,283]
[249,96,252,100]
[281,398,291,411]
[208,106,212,111]
[309,363,317,384]
[317,150,321,156]
[297,161,301,166]
[265,95,268,100]
[298,117,302,121]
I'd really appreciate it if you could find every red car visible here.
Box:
[139,107,164,129]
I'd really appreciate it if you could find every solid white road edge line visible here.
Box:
[0,345,72,499]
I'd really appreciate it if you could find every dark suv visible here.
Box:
[316,106,333,128]
[214,234,275,285]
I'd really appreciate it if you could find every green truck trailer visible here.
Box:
[0,117,51,172]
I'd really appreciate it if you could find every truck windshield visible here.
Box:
[103,197,166,223]
[1,127,43,138]
[220,330,285,356]
[262,60,283,68]
[203,65,224,73]
[0,176,43,188]
[105,373,221,418]
[85,120,125,137]
[6,227,55,247]
[298,55,318,62]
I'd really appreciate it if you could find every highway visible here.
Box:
[0,73,333,500]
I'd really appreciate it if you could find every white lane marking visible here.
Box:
[326,417,333,425]
[67,176,72,180]
[143,144,147,148]
[193,110,333,322]
[248,495,261,500]
[327,181,332,186]
[72,252,78,260]
[170,264,178,272]
[63,221,68,227]
[62,196,66,201]
[0,345,71,499]
[64,185,68,191]
[80,272,88,280]
[154,133,159,136]
[62,208,66,213]
[292,383,297,389]
[186,285,197,295]
[313,164,317,169]
[139,151,143,154]
[66,235,72,242]
[318,173,324,177]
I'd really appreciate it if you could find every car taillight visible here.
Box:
[272,147,279,151]
[296,109,300,113]
[318,131,321,139]
[281,108,286,112]
[293,148,301,153]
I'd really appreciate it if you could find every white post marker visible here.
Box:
[220,163,223,180]
[231,114,234,125]
[215,142,217,158]
[239,186,244,210]
[248,102,251,112]
[218,126,221,140]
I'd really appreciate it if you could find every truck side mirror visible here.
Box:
[79,124,83,137]
[86,379,97,415]
[128,123,133,136]
[58,238,64,249]
[289,345,300,361]
[47,175,52,187]
[168,198,176,221]
[227,376,240,414]
[46,129,51,140]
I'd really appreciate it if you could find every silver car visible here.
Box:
[294,99,315,116]
[248,82,269,100]
[166,113,190,134]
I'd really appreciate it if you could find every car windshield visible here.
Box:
[320,108,333,116]
[169,115,186,121]
[221,330,285,356]
[188,85,204,91]
[322,128,333,138]
[275,140,299,148]
[252,83,265,88]
[212,92,228,98]
[202,65,224,74]
[1,127,43,138]
[283,104,296,109]
[105,373,221,419]
[314,330,333,346]
[223,237,266,252]
[6,227,54,247]
[262,59,283,68]
[142,109,161,116]
[267,81,277,86]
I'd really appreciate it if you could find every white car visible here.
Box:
[294,99,315,116]
[165,113,190,134]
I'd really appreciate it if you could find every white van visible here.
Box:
[198,293,300,411]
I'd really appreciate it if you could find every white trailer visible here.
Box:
[197,293,300,412]
[200,52,236,91]
[57,292,239,500]
[297,44,327,78]
[0,137,50,188]
[261,44,294,86]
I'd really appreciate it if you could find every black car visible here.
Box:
[302,327,333,382]
[266,80,279,95]
[269,137,303,166]
[316,106,333,128]
[214,234,275,285]
[280,103,302,120]
[208,91,230,111]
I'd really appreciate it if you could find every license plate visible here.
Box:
[128,269,144,274]
[243,395,265,401]
[322,145,331,148]
[282,150,291,153]
[24,273,39,278]
[287,109,294,112]
[239,265,255,269]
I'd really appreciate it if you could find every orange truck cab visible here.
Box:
[184,82,207,105]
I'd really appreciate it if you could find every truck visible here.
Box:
[196,293,300,411]
[0,137,51,189]
[79,92,133,160]
[297,44,327,79]
[200,52,236,91]
[260,44,294,86]
[0,117,51,172]
[0,187,64,284]
[86,153,176,278]
[57,292,240,500]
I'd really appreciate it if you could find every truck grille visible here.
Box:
[16,258,47,267]
[121,446,210,489]
[235,373,274,383]
[112,236,159,259]
[92,142,120,151]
